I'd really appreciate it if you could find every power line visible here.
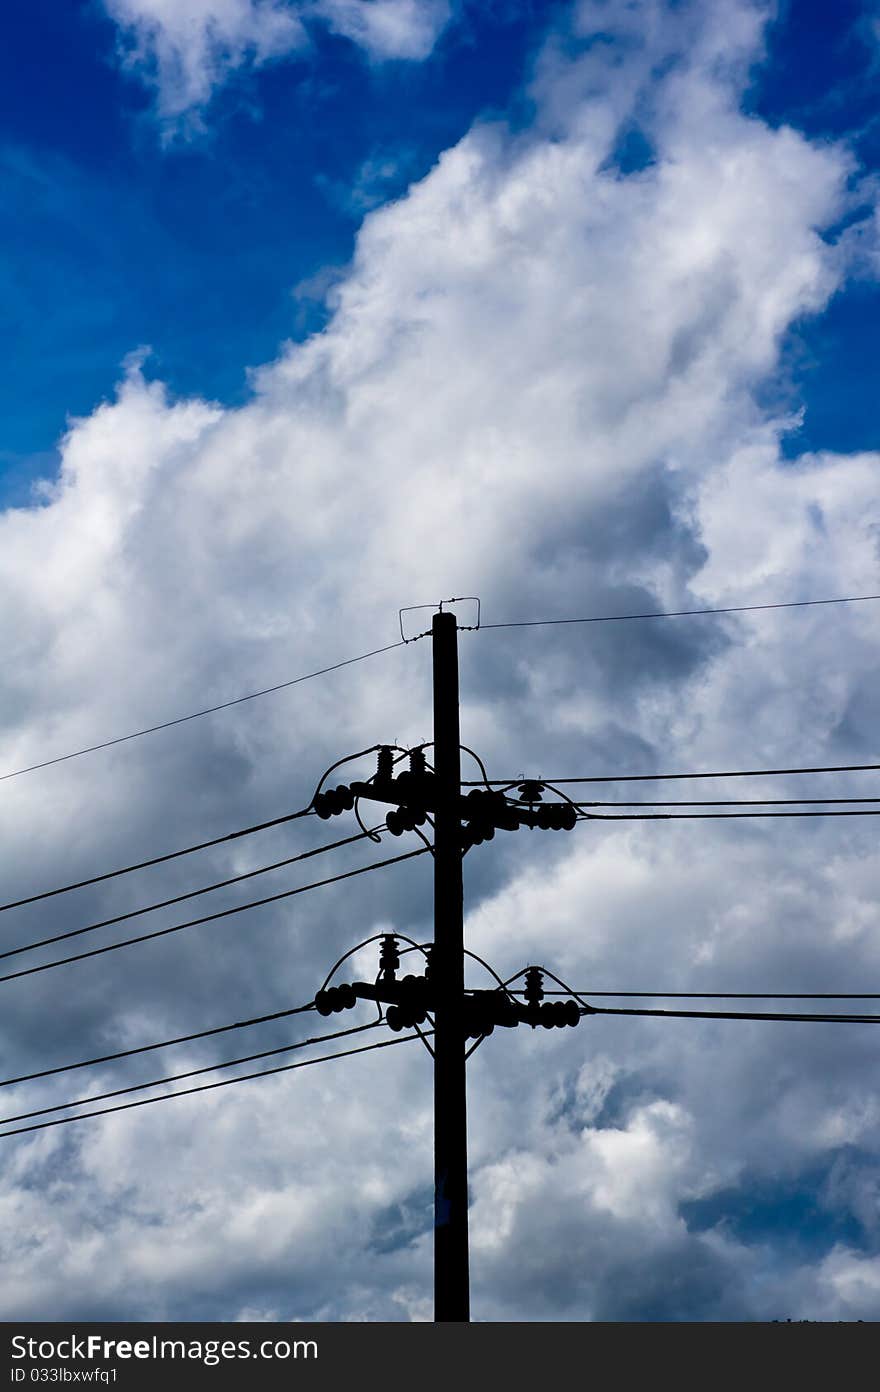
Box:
[0,1031,428,1140]
[480,593,880,631]
[0,826,385,963]
[507,990,880,1000]
[0,1020,385,1126]
[582,797,880,808]
[0,642,405,783]
[590,1005,880,1023]
[578,808,880,820]
[0,846,430,987]
[463,760,880,787]
[0,806,315,915]
[0,1002,318,1089]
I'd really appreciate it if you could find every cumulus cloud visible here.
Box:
[3,0,880,1320]
[103,0,451,129]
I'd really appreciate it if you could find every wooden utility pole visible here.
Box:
[431,609,470,1321]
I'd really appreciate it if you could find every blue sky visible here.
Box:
[2,0,880,1324]
[0,1,539,499]
[2,0,878,506]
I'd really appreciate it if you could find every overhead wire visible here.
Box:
[0,642,405,784]
[504,990,880,1000]
[0,1030,430,1140]
[0,806,315,915]
[0,846,431,987]
[0,1001,318,1089]
[0,825,386,963]
[0,744,406,916]
[462,760,880,787]
[479,593,880,630]
[577,808,880,820]
[0,1020,386,1126]
[588,1004,880,1024]
[578,797,880,808]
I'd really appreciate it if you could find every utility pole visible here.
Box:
[312,603,583,1321]
[431,608,469,1322]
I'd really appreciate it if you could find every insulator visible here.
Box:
[313,792,333,819]
[379,935,400,981]
[540,1002,556,1029]
[377,746,394,780]
[409,747,426,776]
[315,985,356,1015]
[564,1000,580,1026]
[335,785,355,811]
[552,1000,568,1026]
[386,809,403,836]
[517,781,544,803]
[386,1004,403,1031]
[524,967,544,1006]
[412,807,427,827]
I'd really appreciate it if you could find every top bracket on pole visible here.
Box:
[399,598,481,643]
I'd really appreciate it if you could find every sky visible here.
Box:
[1,0,880,1323]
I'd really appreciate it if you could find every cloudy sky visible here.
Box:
[1,0,880,1323]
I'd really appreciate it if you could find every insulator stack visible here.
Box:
[315,983,357,1015]
[379,934,400,982]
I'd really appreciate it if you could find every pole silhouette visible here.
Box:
[431,609,470,1321]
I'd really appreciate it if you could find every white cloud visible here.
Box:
[3,0,880,1320]
[102,0,451,129]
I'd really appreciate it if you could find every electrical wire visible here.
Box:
[0,643,406,783]
[480,593,880,630]
[0,807,315,915]
[579,798,880,808]
[0,1021,385,1126]
[0,1002,319,1089]
[0,846,430,986]
[578,809,880,820]
[589,1004,880,1023]
[504,990,880,1000]
[0,745,404,916]
[0,1030,430,1140]
[463,760,880,787]
[0,826,386,963]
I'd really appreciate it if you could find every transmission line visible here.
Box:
[0,1002,318,1089]
[0,1031,427,1140]
[579,808,880,820]
[581,797,880,808]
[0,1021,386,1126]
[0,847,430,986]
[0,642,405,783]
[590,1004,880,1023]
[0,826,385,963]
[515,991,880,1000]
[480,593,880,630]
[463,760,880,787]
[0,806,314,914]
